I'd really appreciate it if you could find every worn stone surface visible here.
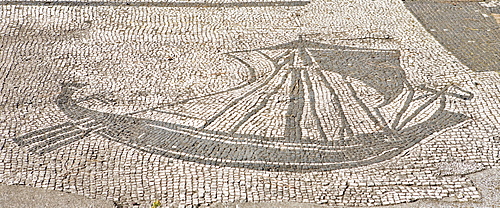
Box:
[405,0,500,72]
[0,184,116,208]
[1,0,500,207]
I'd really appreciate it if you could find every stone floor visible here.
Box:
[0,0,499,207]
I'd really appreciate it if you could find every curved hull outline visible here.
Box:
[13,38,472,172]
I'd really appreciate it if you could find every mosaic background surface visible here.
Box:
[1,0,500,207]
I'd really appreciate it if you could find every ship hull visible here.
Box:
[55,90,469,172]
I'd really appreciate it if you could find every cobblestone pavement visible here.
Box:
[405,0,500,72]
[1,0,500,207]
[0,184,116,208]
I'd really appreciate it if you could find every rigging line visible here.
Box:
[225,53,256,83]
[250,49,292,72]
[390,79,415,130]
[335,36,393,41]
[255,50,273,62]
[314,69,354,138]
[124,52,266,116]
[300,47,345,142]
[417,84,474,100]
[396,84,451,131]
[202,51,295,128]
[124,80,250,116]
[297,44,313,66]
[261,50,292,64]
[373,108,391,132]
[344,77,381,128]
[284,67,305,142]
[229,66,294,134]
[302,70,328,142]
[152,109,204,120]
[227,49,291,64]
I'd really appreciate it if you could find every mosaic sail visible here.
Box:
[14,37,472,171]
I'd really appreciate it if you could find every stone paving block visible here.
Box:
[405,0,500,72]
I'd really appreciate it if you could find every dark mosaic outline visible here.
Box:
[13,38,473,172]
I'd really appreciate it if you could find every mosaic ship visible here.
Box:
[14,37,472,172]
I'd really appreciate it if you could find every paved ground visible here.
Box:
[2,167,500,207]
[0,0,499,207]
[405,0,500,72]
[0,184,116,208]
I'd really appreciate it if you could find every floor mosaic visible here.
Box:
[1,0,500,207]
